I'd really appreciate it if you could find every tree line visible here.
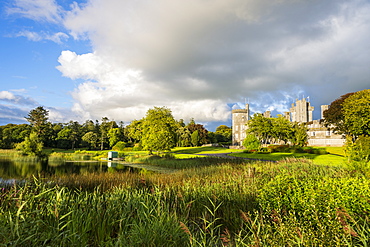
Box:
[0,106,231,155]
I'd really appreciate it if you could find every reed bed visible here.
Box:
[0,158,369,246]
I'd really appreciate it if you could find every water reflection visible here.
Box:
[0,157,145,180]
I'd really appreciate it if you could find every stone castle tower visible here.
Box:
[289,98,314,123]
[230,97,344,148]
[231,104,249,146]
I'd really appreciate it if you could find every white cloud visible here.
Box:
[52,0,370,123]
[15,30,68,44]
[0,91,38,106]
[7,0,63,23]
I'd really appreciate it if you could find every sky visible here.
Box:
[0,0,369,131]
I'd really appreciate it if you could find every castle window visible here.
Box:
[311,132,315,137]
[326,131,331,136]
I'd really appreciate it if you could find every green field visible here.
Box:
[1,146,369,246]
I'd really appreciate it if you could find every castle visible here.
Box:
[231,98,345,147]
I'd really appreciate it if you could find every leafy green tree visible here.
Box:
[342,89,370,140]
[187,123,208,145]
[56,127,72,149]
[242,134,261,151]
[271,115,293,144]
[125,120,143,144]
[99,117,117,150]
[112,141,127,151]
[247,113,273,144]
[176,125,192,147]
[290,122,308,147]
[191,130,200,147]
[345,135,370,163]
[16,132,43,156]
[140,107,177,154]
[25,106,50,144]
[322,92,355,135]
[82,131,98,150]
[108,128,125,148]
[215,125,232,143]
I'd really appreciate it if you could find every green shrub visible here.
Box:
[112,141,127,151]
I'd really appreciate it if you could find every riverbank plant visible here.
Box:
[1,156,369,246]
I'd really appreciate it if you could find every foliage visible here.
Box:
[247,113,308,146]
[345,135,370,174]
[187,123,208,146]
[112,141,127,151]
[15,132,44,157]
[108,128,124,148]
[0,159,369,246]
[323,92,355,135]
[242,134,261,151]
[140,107,177,153]
[342,89,370,139]
[82,131,98,150]
[290,122,308,146]
[214,125,232,143]
[25,106,50,144]
[191,130,200,147]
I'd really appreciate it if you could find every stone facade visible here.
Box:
[290,98,314,123]
[231,104,249,147]
[231,98,345,148]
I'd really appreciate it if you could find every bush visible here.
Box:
[346,135,370,163]
[242,134,261,151]
[267,145,290,153]
[112,141,127,151]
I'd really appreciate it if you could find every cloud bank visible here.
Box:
[8,0,370,126]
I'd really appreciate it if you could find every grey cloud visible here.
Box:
[58,0,370,123]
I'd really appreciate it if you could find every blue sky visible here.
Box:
[1,0,370,131]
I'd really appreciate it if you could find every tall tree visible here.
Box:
[215,125,232,143]
[247,113,273,144]
[187,123,208,145]
[322,92,355,135]
[25,106,50,144]
[140,107,177,154]
[342,89,370,140]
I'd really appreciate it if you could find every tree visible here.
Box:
[247,113,273,144]
[290,122,308,147]
[215,125,232,143]
[25,106,49,143]
[187,123,208,145]
[191,130,200,146]
[125,120,143,143]
[99,117,116,150]
[242,134,261,151]
[271,115,293,144]
[322,92,355,135]
[108,128,124,148]
[16,132,43,156]
[342,89,370,140]
[140,107,177,153]
[82,131,98,150]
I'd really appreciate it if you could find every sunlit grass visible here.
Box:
[229,150,346,166]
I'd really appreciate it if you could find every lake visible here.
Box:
[0,157,144,181]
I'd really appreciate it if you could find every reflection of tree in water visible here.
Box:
[0,158,146,180]
[0,158,42,179]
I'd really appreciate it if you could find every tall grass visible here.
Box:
[0,158,369,246]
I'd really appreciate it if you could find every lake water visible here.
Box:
[0,157,143,180]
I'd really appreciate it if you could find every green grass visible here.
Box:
[0,158,369,246]
[229,152,346,166]
[171,146,242,154]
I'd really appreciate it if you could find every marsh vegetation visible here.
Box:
[0,146,369,246]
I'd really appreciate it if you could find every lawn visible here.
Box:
[170,146,347,166]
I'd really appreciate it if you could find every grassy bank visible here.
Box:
[1,156,369,246]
